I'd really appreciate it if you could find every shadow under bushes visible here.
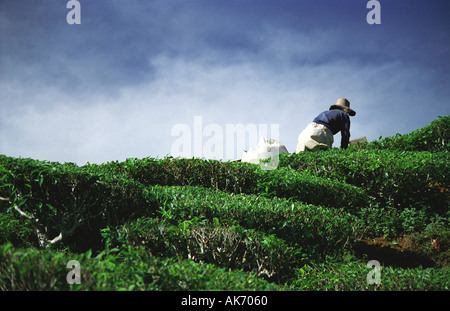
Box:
[352,239,435,269]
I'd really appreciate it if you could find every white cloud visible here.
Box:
[2,42,446,165]
[1,2,448,165]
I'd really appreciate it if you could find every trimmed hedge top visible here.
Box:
[0,115,449,290]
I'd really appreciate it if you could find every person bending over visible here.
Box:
[295,98,356,152]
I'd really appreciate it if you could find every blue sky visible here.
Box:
[1,0,449,165]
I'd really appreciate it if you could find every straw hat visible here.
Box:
[330,98,356,116]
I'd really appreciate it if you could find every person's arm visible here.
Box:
[340,116,351,149]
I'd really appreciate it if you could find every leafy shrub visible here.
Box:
[107,156,256,192]
[0,116,448,291]
[353,206,404,238]
[367,115,449,153]
[0,242,279,291]
[405,217,450,268]
[353,206,440,239]
[107,217,297,282]
[0,211,36,248]
[105,156,370,210]
[279,148,449,213]
[253,167,369,211]
[0,156,158,251]
[291,260,449,291]
[142,185,358,262]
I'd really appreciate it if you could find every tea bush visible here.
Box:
[279,148,449,213]
[143,185,358,262]
[108,217,296,282]
[367,115,449,153]
[0,156,158,251]
[0,242,280,291]
[101,156,370,210]
[291,260,449,291]
[0,153,369,250]
[0,116,449,291]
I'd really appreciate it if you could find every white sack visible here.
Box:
[241,137,289,165]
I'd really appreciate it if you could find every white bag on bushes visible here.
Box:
[241,137,289,169]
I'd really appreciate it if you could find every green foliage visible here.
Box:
[279,148,449,213]
[367,115,450,153]
[104,155,370,210]
[0,243,279,291]
[253,168,369,211]
[0,116,449,291]
[0,211,36,248]
[0,156,158,251]
[144,185,357,262]
[109,217,296,282]
[405,217,450,267]
[291,260,449,291]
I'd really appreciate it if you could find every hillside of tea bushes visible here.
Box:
[0,116,449,291]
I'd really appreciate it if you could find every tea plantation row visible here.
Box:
[0,116,448,290]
